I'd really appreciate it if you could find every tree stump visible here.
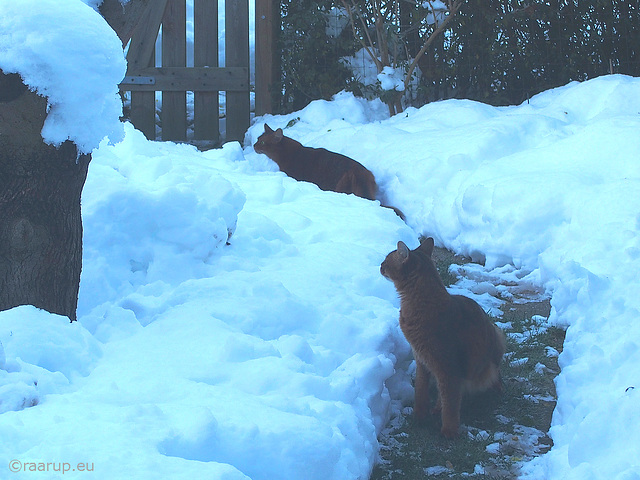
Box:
[0,70,90,322]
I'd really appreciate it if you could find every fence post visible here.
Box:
[130,72,156,140]
[161,0,187,141]
[194,0,219,143]
[225,0,250,143]
[123,0,168,140]
[255,0,277,115]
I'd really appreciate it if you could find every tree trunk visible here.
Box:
[0,71,90,322]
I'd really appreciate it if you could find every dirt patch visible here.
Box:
[371,246,565,479]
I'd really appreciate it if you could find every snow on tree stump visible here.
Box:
[0,70,90,322]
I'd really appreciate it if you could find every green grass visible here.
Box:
[371,248,565,480]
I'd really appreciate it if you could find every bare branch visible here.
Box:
[341,0,466,114]
[403,0,463,91]
[341,0,384,71]
[376,12,389,66]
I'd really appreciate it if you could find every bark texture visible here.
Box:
[0,71,90,321]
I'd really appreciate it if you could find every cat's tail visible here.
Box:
[338,169,405,220]
[337,169,378,201]
[381,204,406,221]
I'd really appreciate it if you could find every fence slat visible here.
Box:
[130,46,156,140]
[99,0,152,48]
[194,0,219,143]
[161,0,187,141]
[225,0,250,143]
[125,0,165,140]
[127,0,168,71]
[255,0,277,115]
[130,91,156,140]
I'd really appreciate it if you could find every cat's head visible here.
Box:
[380,237,435,283]
[253,123,284,155]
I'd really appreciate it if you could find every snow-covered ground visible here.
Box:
[2,2,640,479]
[244,79,640,480]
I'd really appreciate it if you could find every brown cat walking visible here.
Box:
[380,238,505,438]
[254,124,378,199]
[254,124,404,219]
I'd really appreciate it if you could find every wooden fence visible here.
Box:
[112,0,274,145]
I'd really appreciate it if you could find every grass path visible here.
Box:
[371,247,564,479]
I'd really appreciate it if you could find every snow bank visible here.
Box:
[246,76,640,479]
[79,126,246,326]
[0,116,415,479]
[0,0,126,153]
[0,306,101,415]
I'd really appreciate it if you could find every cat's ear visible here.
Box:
[274,128,284,142]
[264,123,273,133]
[418,237,435,257]
[397,241,410,262]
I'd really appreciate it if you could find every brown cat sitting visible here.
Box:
[254,124,403,218]
[380,238,505,438]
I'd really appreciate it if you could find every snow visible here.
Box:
[377,66,405,92]
[1,120,414,479]
[423,0,448,25]
[0,0,126,153]
[341,48,380,89]
[2,2,640,479]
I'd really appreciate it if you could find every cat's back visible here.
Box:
[309,146,365,169]
[445,293,505,373]
[441,294,502,343]
[254,124,379,201]
[294,146,377,198]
